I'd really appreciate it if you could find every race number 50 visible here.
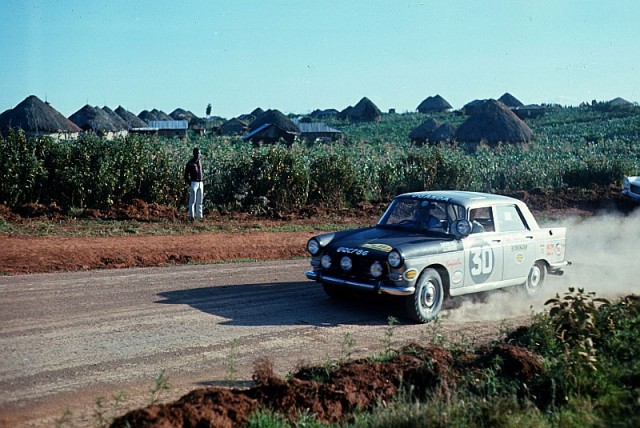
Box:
[471,246,493,276]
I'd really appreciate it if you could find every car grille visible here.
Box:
[324,255,388,284]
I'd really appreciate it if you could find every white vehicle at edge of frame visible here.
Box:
[622,176,640,201]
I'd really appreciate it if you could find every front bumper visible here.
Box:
[305,270,415,296]
[622,190,640,201]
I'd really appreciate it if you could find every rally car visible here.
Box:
[305,191,569,323]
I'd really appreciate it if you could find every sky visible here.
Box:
[1,0,639,119]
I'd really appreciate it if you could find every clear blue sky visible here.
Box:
[2,1,638,119]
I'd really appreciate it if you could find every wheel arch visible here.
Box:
[422,263,451,299]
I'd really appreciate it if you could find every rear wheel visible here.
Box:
[524,261,546,296]
[404,268,444,323]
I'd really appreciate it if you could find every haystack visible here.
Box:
[498,93,524,108]
[0,95,81,139]
[338,97,382,122]
[115,106,148,128]
[409,118,440,145]
[455,99,533,144]
[416,95,452,113]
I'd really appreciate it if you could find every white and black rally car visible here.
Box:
[306,191,570,323]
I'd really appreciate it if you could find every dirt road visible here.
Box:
[0,259,532,427]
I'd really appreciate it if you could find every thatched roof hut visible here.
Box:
[513,104,546,120]
[138,110,158,123]
[250,107,265,117]
[220,118,248,136]
[416,95,452,113]
[115,106,148,128]
[244,109,300,145]
[151,109,173,121]
[498,93,524,108]
[430,123,457,143]
[338,97,382,122]
[455,99,533,144]
[170,108,198,121]
[309,108,340,119]
[102,106,130,130]
[0,95,81,140]
[462,99,487,115]
[69,105,127,138]
[409,118,440,145]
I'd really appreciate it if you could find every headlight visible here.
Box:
[321,255,332,269]
[340,256,352,271]
[370,261,383,278]
[307,239,320,255]
[388,250,403,268]
[456,220,472,236]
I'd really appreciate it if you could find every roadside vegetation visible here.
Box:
[2,105,639,219]
[91,288,639,427]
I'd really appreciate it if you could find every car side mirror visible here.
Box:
[452,220,473,238]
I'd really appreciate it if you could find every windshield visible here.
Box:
[377,197,466,233]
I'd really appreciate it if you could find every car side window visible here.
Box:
[469,207,494,233]
[495,205,527,232]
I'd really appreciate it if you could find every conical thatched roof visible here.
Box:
[220,117,248,136]
[69,105,121,133]
[455,99,533,144]
[498,93,524,108]
[151,109,173,121]
[102,106,130,130]
[462,99,487,115]
[250,107,265,117]
[170,108,198,121]
[416,95,452,113]
[607,97,632,107]
[248,109,300,133]
[430,123,457,143]
[309,108,339,118]
[0,95,81,136]
[138,110,158,123]
[115,106,148,128]
[409,118,440,144]
[338,97,382,122]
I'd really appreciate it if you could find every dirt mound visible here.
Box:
[111,343,542,427]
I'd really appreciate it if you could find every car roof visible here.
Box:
[396,190,522,209]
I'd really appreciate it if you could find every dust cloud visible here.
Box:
[442,208,640,324]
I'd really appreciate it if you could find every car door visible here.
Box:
[462,206,504,287]
[494,204,538,282]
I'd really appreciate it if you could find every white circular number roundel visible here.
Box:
[470,244,494,282]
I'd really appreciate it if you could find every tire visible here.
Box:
[322,283,348,299]
[404,268,444,323]
[524,261,546,296]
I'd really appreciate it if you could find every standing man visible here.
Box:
[184,147,204,222]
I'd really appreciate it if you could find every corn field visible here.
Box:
[1,106,638,215]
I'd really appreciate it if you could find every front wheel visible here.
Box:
[404,268,444,323]
[524,261,546,296]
